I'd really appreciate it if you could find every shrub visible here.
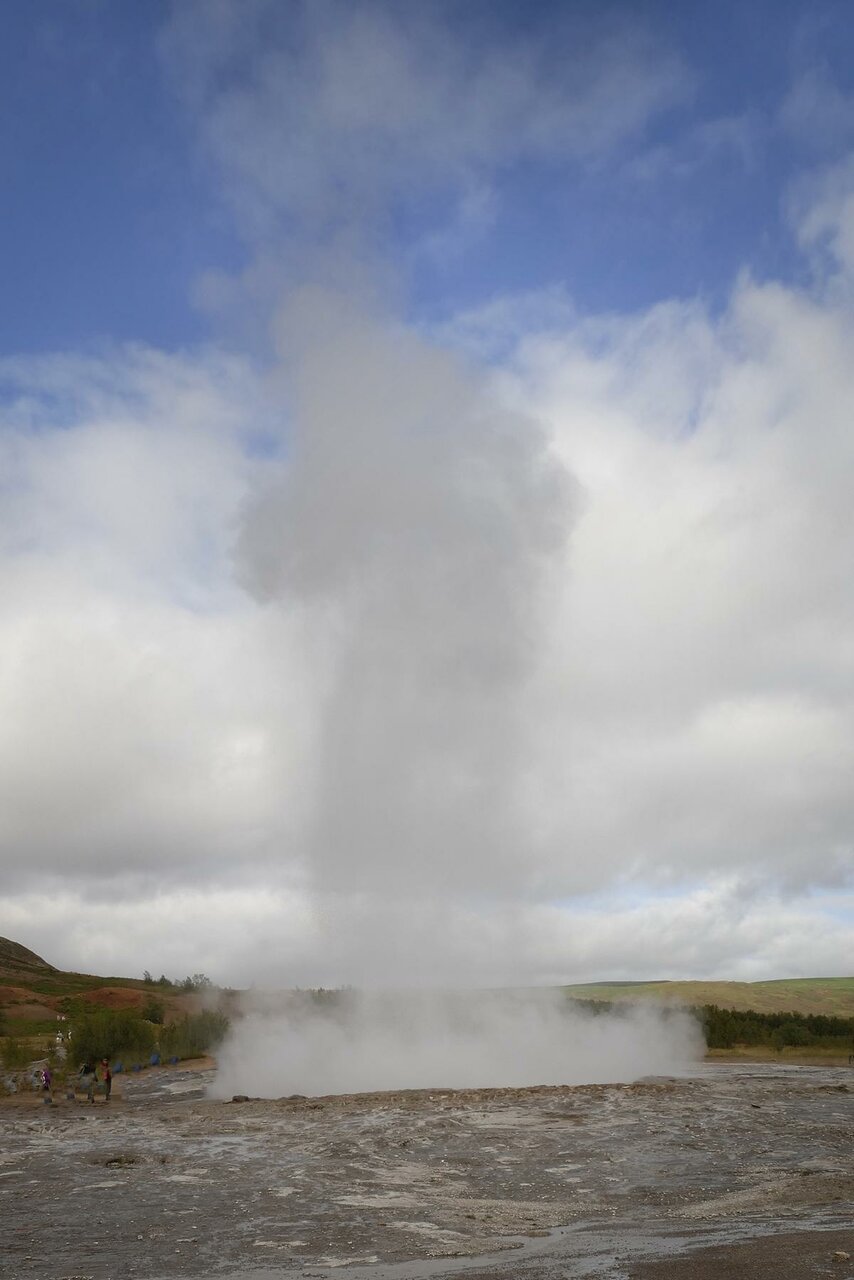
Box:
[141,997,166,1025]
[777,1020,811,1047]
[160,1011,230,1060]
[71,1010,156,1064]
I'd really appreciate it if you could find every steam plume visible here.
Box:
[212,990,702,1098]
[238,289,573,898]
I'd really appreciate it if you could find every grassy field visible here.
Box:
[706,1045,853,1065]
[9,970,153,998]
[563,977,854,1016]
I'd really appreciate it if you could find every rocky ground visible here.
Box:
[1,1062,852,1279]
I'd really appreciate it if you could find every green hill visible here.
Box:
[563,977,854,1017]
[0,938,199,1037]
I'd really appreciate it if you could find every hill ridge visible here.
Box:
[562,976,854,1017]
[0,937,54,974]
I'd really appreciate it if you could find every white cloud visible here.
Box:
[161,0,690,244]
[498,273,854,898]
[625,111,763,186]
[0,886,316,983]
[0,350,314,893]
[781,66,854,153]
[4,876,851,989]
[792,153,854,280]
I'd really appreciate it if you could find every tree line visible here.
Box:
[70,1007,230,1064]
[142,971,213,992]
[700,1004,854,1050]
[2,1008,229,1074]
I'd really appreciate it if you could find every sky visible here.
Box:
[1,0,853,987]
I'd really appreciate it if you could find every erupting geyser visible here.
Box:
[211,988,703,1099]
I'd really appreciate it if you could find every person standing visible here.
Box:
[101,1059,112,1102]
[78,1059,96,1103]
[41,1065,52,1104]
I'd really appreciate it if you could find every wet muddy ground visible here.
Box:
[1,1063,852,1279]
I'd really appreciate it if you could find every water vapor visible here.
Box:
[237,290,573,898]
[212,990,703,1099]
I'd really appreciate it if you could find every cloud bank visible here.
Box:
[3,239,853,985]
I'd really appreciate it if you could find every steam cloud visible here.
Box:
[238,289,574,897]
[212,991,703,1098]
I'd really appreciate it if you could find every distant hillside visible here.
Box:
[0,937,198,1031]
[4,934,851,1024]
[0,937,55,975]
[563,977,854,1017]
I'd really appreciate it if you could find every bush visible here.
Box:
[160,1011,229,1060]
[177,973,213,992]
[71,1010,156,1064]
[776,1020,811,1048]
[141,997,166,1025]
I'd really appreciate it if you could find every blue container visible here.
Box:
[170,1056,179,1065]
[132,1063,141,1073]
[150,1053,161,1067]
[113,1062,123,1074]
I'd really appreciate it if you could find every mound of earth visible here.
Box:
[5,1002,57,1022]
[83,985,150,1011]
[0,985,58,1007]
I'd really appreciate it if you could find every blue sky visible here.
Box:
[1,1,853,985]
[1,1,236,351]
[4,0,854,353]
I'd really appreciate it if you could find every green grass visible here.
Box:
[562,978,854,1016]
[20,972,153,997]
[707,1044,853,1064]
[2,1018,58,1038]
